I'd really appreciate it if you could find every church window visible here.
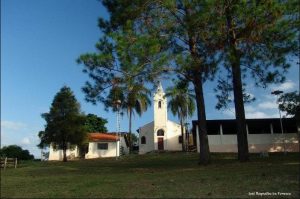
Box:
[141,136,146,144]
[157,129,164,136]
[158,101,162,108]
[98,143,108,150]
[178,136,183,143]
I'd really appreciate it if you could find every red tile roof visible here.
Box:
[88,133,119,142]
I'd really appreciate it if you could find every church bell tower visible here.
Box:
[154,82,167,130]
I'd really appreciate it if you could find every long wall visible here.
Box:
[195,126,299,153]
[85,141,119,159]
[48,146,79,161]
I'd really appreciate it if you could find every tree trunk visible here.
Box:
[296,107,300,145]
[193,73,210,165]
[184,4,210,164]
[225,6,249,162]
[180,115,185,152]
[62,142,67,162]
[128,108,132,153]
[231,57,249,162]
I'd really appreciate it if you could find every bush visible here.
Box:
[0,145,34,160]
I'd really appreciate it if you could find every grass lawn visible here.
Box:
[1,152,299,198]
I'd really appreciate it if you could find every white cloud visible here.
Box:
[21,137,31,145]
[273,80,296,92]
[257,101,278,110]
[245,105,256,112]
[245,103,280,118]
[1,121,27,131]
[246,111,277,118]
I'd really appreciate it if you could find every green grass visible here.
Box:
[1,152,299,198]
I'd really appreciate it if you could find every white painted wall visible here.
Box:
[48,145,79,161]
[139,122,154,154]
[120,136,129,155]
[85,141,119,159]
[139,120,183,154]
[164,120,182,151]
[139,83,184,154]
[195,125,299,153]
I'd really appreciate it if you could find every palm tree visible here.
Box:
[165,80,195,151]
[124,81,151,152]
[105,81,151,152]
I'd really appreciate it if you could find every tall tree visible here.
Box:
[77,23,157,153]
[38,86,86,162]
[104,82,151,152]
[213,0,299,161]
[85,114,108,133]
[165,80,195,151]
[123,82,151,152]
[99,0,221,165]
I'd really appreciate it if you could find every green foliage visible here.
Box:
[214,0,299,109]
[165,80,195,120]
[37,86,87,161]
[78,5,164,152]
[166,80,196,151]
[210,0,299,162]
[93,0,224,164]
[0,145,34,160]
[81,0,297,163]
[278,91,300,117]
[85,114,108,133]
[129,133,138,144]
[214,75,256,110]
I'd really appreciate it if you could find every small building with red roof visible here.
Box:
[85,132,129,159]
[48,132,129,161]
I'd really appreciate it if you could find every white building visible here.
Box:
[85,133,129,159]
[192,118,299,153]
[48,144,79,161]
[48,133,129,161]
[138,82,184,154]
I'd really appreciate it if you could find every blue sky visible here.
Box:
[1,0,299,158]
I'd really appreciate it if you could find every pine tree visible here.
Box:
[98,0,221,165]
[213,0,299,161]
[38,86,86,162]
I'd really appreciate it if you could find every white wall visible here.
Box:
[120,136,129,155]
[164,120,182,151]
[48,145,79,161]
[139,122,154,154]
[195,125,299,153]
[85,141,119,159]
[139,120,183,154]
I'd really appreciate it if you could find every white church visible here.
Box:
[137,82,299,154]
[138,82,184,154]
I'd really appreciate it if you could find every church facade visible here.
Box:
[138,83,184,154]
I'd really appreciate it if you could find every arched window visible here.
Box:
[158,101,162,109]
[157,129,164,136]
[141,136,146,144]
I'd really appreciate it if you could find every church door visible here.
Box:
[158,138,164,150]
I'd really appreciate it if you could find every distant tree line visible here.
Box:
[0,145,34,160]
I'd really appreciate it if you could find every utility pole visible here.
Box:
[115,100,121,160]
[271,90,286,154]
